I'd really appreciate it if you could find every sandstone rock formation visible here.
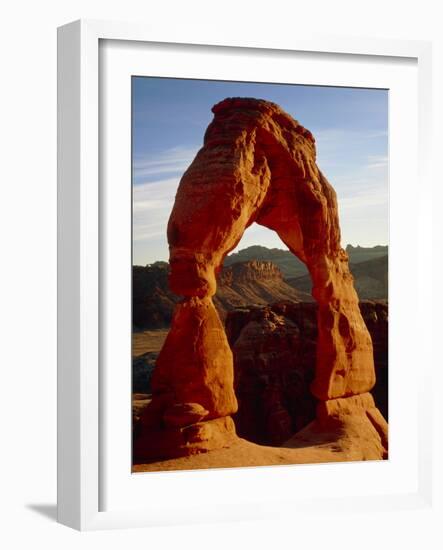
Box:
[225,301,388,446]
[135,97,388,461]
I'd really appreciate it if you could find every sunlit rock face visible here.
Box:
[134,98,387,461]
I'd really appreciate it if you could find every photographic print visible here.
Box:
[131,77,388,472]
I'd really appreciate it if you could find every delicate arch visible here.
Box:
[135,98,384,460]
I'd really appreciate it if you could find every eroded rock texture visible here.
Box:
[135,98,387,461]
[225,301,388,446]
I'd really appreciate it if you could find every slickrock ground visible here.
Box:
[132,443,362,473]
[133,418,385,473]
[134,392,387,472]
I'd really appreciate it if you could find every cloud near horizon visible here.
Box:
[132,145,199,184]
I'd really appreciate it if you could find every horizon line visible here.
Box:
[133,242,389,266]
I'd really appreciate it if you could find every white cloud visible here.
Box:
[133,145,199,181]
[339,189,388,211]
[366,155,389,169]
[132,178,180,242]
[132,147,200,264]
[312,128,388,170]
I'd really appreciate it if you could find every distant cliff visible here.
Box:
[224,245,308,278]
[133,259,311,329]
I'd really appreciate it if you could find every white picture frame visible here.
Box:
[57,19,433,531]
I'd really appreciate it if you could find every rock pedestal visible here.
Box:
[135,297,238,459]
[135,97,388,461]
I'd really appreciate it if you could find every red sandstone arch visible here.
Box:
[135,98,387,461]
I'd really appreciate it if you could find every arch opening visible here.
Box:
[220,222,317,447]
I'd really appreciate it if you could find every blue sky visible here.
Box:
[132,77,388,266]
